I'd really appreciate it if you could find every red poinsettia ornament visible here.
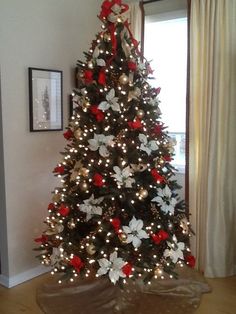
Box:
[153,123,164,135]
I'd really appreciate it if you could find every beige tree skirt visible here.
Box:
[36,266,211,314]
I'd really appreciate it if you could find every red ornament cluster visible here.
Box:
[90,105,105,122]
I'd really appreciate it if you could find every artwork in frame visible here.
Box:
[29,67,63,132]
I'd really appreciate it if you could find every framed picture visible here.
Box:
[29,67,63,132]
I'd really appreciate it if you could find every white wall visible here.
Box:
[0,0,101,286]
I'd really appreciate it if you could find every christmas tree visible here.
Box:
[35,0,195,285]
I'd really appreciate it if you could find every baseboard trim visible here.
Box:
[0,265,50,288]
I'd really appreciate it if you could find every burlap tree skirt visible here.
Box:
[36,266,211,314]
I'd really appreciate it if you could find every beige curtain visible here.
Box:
[189,0,236,277]
[127,2,142,43]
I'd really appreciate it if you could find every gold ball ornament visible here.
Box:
[79,181,88,191]
[118,232,128,243]
[74,128,82,139]
[139,188,148,199]
[67,219,76,230]
[86,244,96,255]
[119,73,129,85]
[136,109,145,119]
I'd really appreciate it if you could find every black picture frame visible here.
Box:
[29,67,63,132]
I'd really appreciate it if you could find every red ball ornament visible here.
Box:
[122,263,132,277]
[58,204,70,217]
[186,255,196,268]
[93,173,105,187]
[53,165,65,175]
[63,129,73,140]
[48,203,55,211]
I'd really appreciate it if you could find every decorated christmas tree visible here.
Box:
[35,0,195,285]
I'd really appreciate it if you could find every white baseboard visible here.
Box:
[0,265,50,288]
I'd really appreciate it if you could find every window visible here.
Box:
[144,3,187,172]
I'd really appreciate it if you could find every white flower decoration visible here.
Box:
[92,46,106,67]
[123,216,149,248]
[151,185,177,215]
[97,251,126,284]
[164,235,185,263]
[80,194,104,221]
[139,134,159,156]
[98,89,120,112]
[112,166,135,188]
[88,134,114,157]
[50,245,64,266]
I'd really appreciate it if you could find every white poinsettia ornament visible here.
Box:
[92,46,106,67]
[97,251,126,284]
[98,89,120,112]
[50,245,65,266]
[164,235,185,263]
[139,134,159,156]
[151,185,177,215]
[112,166,135,188]
[122,216,149,248]
[79,194,104,221]
[88,134,114,157]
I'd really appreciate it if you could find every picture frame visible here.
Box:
[29,67,63,132]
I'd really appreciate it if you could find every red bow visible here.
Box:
[53,165,65,175]
[63,129,73,140]
[111,218,121,233]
